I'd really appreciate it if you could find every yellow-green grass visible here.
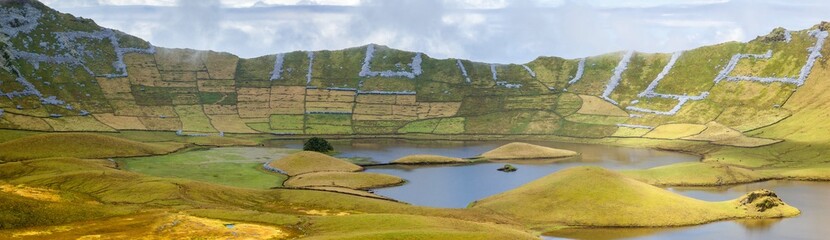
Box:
[471,166,799,228]
[119,147,291,189]
[284,172,404,190]
[644,124,708,139]
[622,162,768,186]
[392,154,469,165]
[480,142,578,160]
[267,151,363,176]
[0,133,184,161]
[302,214,538,240]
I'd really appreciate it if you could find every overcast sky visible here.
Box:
[39,0,830,63]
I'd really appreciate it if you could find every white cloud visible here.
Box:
[37,0,830,63]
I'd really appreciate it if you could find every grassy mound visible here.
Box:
[267,151,363,176]
[0,133,184,161]
[284,172,405,190]
[471,166,798,228]
[392,155,469,165]
[480,142,578,160]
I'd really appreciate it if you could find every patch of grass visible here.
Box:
[0,133,184,161]
[119,147,291,189]
[284,172,404,190]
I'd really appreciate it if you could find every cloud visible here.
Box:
[39,0,830,63]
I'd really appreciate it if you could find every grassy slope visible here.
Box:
[0,133,184,161]
[471,166,798,228]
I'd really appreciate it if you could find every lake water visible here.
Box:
[268,139,700,207]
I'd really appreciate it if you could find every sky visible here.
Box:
[39,0,830,64]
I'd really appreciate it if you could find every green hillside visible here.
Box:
[0,0,826,147]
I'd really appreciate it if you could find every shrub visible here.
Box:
[303,137,333,153]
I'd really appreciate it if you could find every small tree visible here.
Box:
[303,137,333,153]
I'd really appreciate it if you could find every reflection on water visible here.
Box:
[545,181,830,240]
[266,139,698,208]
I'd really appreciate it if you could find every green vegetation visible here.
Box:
[480,142,578,160]
[0,133,184,161]
[118,147,292,189]
[268,151,362,176]
[304,137,334,153]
